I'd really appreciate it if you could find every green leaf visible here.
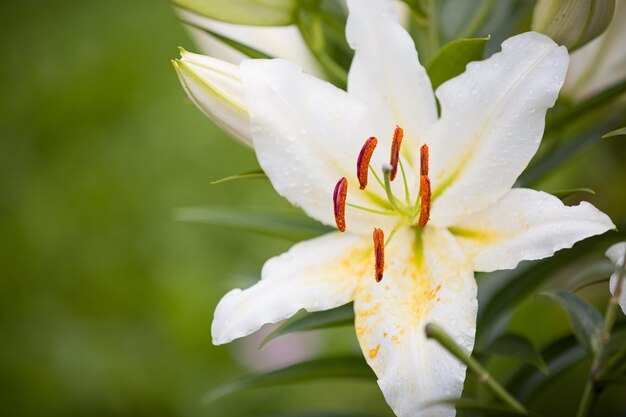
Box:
[567,260,614,292]
[173,207,333,240]
[602,127,626,139]
[539,290,604,355]
[260,413,383,417]
[506,322,626,401]
[261,303,355,348]
[487,334,549,374]
[426,398,527,415]
[204,356,374,403]
[210,169,267,184]
[425,36,490,90]
[171,0,297,26]
[547,187,595,199]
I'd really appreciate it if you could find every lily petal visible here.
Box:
[212,232,370,345]
[354,227,477,417]
[346,0,437,163]
[451,189,615,272]
[241,58,397,231]
[607,242,626,315]
[428,32,569,227]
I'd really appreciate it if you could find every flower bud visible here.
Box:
[532,0,616,50]
[172,49,252,147]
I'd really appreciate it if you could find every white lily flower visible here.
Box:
[205,0,615,415]
[172,48,252,147]
[607,242,626,315]
[564,0,626,100]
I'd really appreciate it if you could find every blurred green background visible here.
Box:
[1,0,625,416]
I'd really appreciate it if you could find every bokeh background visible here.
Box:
[1,0,625,416]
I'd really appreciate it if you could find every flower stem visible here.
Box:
[576,259,626,417]
[425,323,528,415]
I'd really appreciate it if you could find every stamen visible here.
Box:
[418,175,431,227]
[357,137,378,189]
[333,177,348,232]
[373,227,385,282]
[382,164,407,214]
[389,126,403,181]
[418,144,431,228]
[420,143,429,176]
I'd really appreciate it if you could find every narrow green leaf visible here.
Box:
[425,36,490,90]
[211,169,267,184]
[602,126,626,139]
[539,290,604,355]
[261,303,355,348]
[547,187,596,199]
[567,260,614,292]
[171,0,297,26]
[487,334,549,374]
[204,356,374,403]
[179,19,272,59]
[260,412,383,417]
[506,322,626,401]
[426,398,527,415]
[173,207,333,240]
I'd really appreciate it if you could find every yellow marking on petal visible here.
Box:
[369,344,381,359]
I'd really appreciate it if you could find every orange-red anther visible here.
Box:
[333,177,348,232]
[357,137,378,189]
[420,144,429,176]
[389,126,404,181]
[418,144,431,227]
[373,227,385,282]
[418,175,431,227]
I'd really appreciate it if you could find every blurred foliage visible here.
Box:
[1,0,626,417]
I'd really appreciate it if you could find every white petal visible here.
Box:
[212,232,370,345]
[565,0,626,100]
[607,242,626,315]
[241,58,399,231]
[451,189,615,272]
[174,50,252,146]
[354,227,477,417]
[176,8,324,78]
[346,0,437,164]
[428,32,569,227]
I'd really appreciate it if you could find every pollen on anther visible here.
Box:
[373,227,385,282]
[418,144,431,227]
[333,177,348,232]
[389,126,403,181]
[420,144,429,176]
[357,137,378,189]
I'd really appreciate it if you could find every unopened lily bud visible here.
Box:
[532,0,616,50]
[172,48,252,147]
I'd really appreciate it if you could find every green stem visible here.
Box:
[398,159,411,206]
[369,165,386,191]
[383,165,408,214]
[576,259,626,417]
[346,203,394,216]
[457,0,497,39]
[426,0,440,55]
[425,323,528,415]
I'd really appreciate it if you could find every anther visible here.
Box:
[333,177,348,232]
[373,227,385,282]
[357,137,378,189]
[389,126,403,181]
[418,144,431,228]
[420,143,429,176]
